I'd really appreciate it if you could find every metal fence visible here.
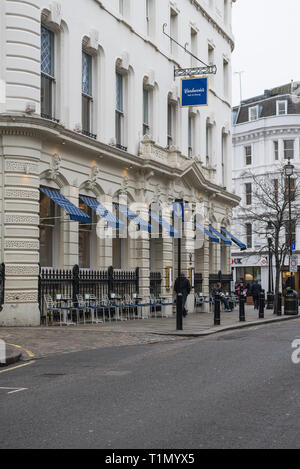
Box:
[39,265,139,316]
[150,272,162,297]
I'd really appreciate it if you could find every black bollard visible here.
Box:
[176,293,183,330]
[277,292,282,316]
[214,292,221,326]
[239,295,245,322]
[259,291,265,319]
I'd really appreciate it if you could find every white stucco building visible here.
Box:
[232,82,300,294]
[0,0,239,326]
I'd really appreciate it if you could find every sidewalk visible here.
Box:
[0,305,298,361]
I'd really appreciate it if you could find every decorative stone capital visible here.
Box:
[86,166,100,190]
[46,153,61,181]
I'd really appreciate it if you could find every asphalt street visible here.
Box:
[1,320,300,449]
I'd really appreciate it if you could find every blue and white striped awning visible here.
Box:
[79,196,124,229]
[150,211,178,238]
[195,223,219,243]
[221,227,247,251]
[40,188,91,223]
[116,204,152,232]
[209,225,232,245]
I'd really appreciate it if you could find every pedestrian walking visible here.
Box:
[251,279,262,310]
[174,272,191,317]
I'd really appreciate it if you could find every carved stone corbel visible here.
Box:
[86,166,100,191]
[46,153,61,181]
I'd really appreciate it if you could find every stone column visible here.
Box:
[97,195,113,270]
[0,133,40,326]
[61,185,79,269]
[202,239,210,310]
[134,205,150,317]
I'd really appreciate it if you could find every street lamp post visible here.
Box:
[266,222,274,310]
[284,159,295,290]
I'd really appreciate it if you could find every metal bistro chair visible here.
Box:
[85,294,104,324]
[124,294,138,320]
[44,294,72,326]
[99,294,116,322]
[76,294,93,324]
[58,294,79,325]
[110,294,125,321]
[149,293,162,318]
[195,292,205,311]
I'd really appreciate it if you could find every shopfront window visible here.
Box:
[236,267,261,286]
[79,200,92,269]
[40,191,56,267]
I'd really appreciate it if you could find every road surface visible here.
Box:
[0,321,300,449]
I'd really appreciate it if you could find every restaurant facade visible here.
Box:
[0,0,240,325]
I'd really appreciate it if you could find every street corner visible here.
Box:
[0,340,22,367]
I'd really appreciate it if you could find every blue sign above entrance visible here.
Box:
[181,77,208,107]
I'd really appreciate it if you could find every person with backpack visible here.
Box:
[251,279,262,310]
[174,272,191,317]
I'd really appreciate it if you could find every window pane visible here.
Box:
[40,226,53,267]
[116,111,122,145]
[274,141,279,160]
[143,88,149,126]
[41,26,54,76]
[284,140,294,159]
[41,74,52,117]
[79,231,91,269]
[40,192,55,225]
[82,95,91,132]
[82,52,92,96]
[116,73,123,112]
[245,146,252,165]
[246,224,252,248]
[245,183,252,205]
[168,103,172,138]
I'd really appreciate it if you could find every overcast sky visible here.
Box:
[232,0,300,106]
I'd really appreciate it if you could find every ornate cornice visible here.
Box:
[189,0,235,51]
[0,115,239,207]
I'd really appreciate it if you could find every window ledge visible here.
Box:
[80,130,97,140]
[41,114,60,124]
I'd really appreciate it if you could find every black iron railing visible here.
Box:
[209,273,233,295]
[39,265,139,316]
[0,263,5,312]
[81,129,97,140]
[150,272,162,297]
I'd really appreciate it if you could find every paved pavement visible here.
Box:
[1,320,300,449]
[0,305,298,361]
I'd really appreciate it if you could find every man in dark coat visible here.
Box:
[174,273,191,317]
[251,279,262,310]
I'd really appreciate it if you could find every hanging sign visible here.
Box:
[290,255,298,273]
[181,77,208,107]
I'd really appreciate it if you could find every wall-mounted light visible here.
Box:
[24,164,30,175]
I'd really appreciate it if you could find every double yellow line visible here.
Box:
[0,343,36,374]
[7,343,35,359]
[0,361,36,374]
